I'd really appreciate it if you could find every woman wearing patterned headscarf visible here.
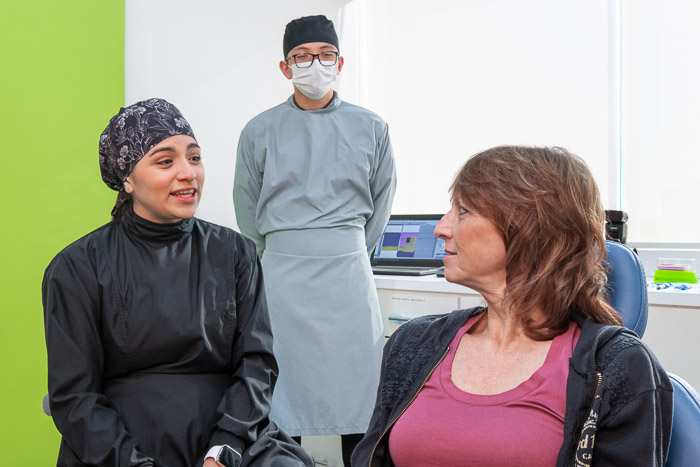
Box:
[42,98,313,467]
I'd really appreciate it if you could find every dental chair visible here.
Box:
[605,240,700,467]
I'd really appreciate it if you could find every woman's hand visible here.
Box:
[203,458,223,467]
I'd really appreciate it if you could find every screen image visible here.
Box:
[374,219,445,260]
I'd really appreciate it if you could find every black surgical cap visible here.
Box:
[283,15,339,57]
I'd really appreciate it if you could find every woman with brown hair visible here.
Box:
[352,146,673,466]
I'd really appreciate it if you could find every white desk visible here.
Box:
[374,274,700,390]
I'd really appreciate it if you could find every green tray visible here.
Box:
[653,269,698,284]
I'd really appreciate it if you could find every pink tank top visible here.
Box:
[389,316,580,467]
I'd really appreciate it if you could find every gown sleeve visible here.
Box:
[233,126,266,256]
[43,247,155,466]
[207,236,313,466]
[364,123,397,254]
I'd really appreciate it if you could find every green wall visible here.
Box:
[0,1,124,463]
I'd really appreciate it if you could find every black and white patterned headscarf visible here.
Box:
[99,98,196,192]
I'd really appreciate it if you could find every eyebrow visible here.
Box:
[148,142,201,157]
[148,146,175,157]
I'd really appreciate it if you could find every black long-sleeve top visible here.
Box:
[42,208,310,466]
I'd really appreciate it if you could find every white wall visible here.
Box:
[126,0,359,228]
[363,0,613,214]
[126,0,614,229]
[621,0,700,243]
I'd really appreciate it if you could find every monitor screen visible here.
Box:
[373,216,446,261]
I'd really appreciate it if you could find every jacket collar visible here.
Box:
[288,91,342,113]
[121,206,194,243]
[569,313,637,375]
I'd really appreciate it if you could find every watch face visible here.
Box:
[218,446,242,467]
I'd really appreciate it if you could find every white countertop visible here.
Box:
[374,274,700,309]
[647,282,700,308]
[374,274,477,295]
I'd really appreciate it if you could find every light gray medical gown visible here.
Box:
[233,92,396,436]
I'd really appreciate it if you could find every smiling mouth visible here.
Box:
[171,188,197,199]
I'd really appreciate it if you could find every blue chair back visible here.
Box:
[605,240,648,336]
[666,373,700,466]
[604,240,700,466]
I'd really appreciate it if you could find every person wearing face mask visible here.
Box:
[233,14,397,466]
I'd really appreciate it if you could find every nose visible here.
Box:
[175,159,196,181]
[434,211,453,240]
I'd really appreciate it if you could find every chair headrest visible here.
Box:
[605,240,648,337]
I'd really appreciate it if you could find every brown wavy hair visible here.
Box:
[451,146,622,340]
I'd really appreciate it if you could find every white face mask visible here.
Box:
[291,61,338,100]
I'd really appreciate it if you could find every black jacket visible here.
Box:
[351,307,673,466]
[43,208,312,466]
